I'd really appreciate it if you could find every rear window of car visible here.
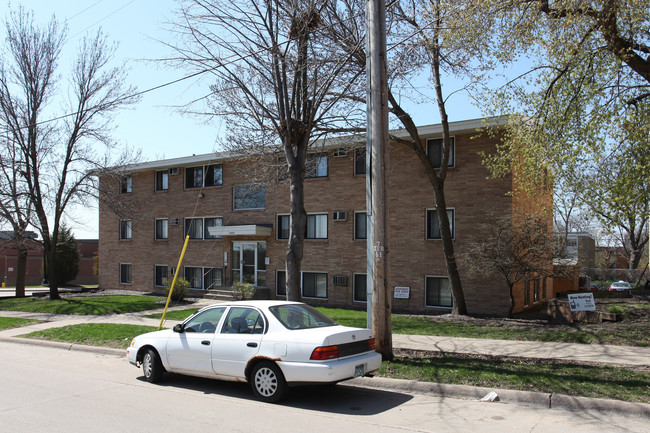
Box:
[269,304,337,330]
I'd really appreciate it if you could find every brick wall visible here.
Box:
[98,125,550,316]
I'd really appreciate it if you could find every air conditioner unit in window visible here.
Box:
[169,167,179,175]
[333,148,347,157]
[332,211,347,221]
[170,217,179,225]
[333,275,348,286]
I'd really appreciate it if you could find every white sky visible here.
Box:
[2,0,483,239]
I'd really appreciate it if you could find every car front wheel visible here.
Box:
[250,361,288,403]
[142,349,163,383]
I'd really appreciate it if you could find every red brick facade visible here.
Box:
[98,119,553,315]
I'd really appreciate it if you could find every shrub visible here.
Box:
[165,277,190,302]
[232,282,255,300]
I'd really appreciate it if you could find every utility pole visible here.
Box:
[366,0,392,360]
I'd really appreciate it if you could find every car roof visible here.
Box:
[195,300,305,313]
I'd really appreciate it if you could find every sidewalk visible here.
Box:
[1,303,649,416]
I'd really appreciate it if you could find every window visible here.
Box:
[233,184,265,210]
[185,266,222,290]
[277,214,290,240]
[524,280,530,306]
[425,276,452,308]
[155,170,168,191]
[204,164,223,187]
[154,265,167,287]
[306,153,328,178]
[427,137,455,168]
[276,270,286,297]
[120,263,132,284]
[353,274,367,302]
[221,307,264,334]
[183,307,226,333]
[185,218,203,239]
[120,220,132,240]
[533,279,540,303]
[185,164,222,189]
[306,214,327,239]
[184,217,222,240]
[354,148,366,175]
[204,217,223,239]
[155,219,168,240]
[426,209,455,240]
[185,166,203,188]
[354,211,367,240]
[120,175,132,194]
[302,272,327,298]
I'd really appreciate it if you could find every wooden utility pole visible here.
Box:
[366,0,392,360]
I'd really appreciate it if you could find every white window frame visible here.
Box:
[306,213,328,239]
[184,266,222,290]
[120,175,132,194]
[277,214,290,240]
[155,218,168,240]
[120,220,132,240]
[353,273,367,303]
[427,137,455,168]
[154,265,168,287]
[426,208,455,240]
[301,271,328,299]
[155,170,168,191]
[425,275,452,309]
[120,263,132,284]
[354,211,367,240]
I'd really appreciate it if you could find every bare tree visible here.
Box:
[461,214,567,316]
[0,7,139,299]
[0,132,35,297]
[166,0,365,301]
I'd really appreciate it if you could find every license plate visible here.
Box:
[354,363,365,378]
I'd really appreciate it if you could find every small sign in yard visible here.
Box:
[568,293,596,311]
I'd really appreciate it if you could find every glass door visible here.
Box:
[232,242,266,286]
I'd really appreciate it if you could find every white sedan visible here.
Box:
[126,300,382,402]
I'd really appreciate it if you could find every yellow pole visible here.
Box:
[158,235,190,330]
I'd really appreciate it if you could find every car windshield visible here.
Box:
[269,304,337,330]
[613,283,629,287]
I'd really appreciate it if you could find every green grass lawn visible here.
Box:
[379,352,650,403]
[23,323,160,349]
[0,316,38,330]
[0,296,166,315]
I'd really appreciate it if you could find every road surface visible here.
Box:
[1,342,647,432]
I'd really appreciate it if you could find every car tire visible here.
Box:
[142,348,163,383]
[250,361,288,403]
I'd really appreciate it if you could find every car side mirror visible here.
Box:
[173,324,184,333]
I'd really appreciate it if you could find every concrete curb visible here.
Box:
[350,377,650,417]
[0,335,125,357]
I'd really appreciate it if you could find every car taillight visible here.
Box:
[368,338,376,351]
[311,345,339,360]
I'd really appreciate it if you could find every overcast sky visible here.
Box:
[2,0,482,239]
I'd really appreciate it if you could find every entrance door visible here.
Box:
[232,242,266,286]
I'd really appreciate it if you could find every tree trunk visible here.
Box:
[14,247,27,298]
[434,182,467,315]
[285,150,307,302]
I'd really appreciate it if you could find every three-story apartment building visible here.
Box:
[98,118,553,316]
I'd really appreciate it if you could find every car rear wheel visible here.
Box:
[142,349,163,383]
[250,361,288,403]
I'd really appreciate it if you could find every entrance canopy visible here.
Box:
[207,225,272,237]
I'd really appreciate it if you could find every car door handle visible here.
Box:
[247,342,258,348]
[201,340,211,346]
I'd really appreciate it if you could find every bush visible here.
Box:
[232,282,255,300]
[165,277,190,302]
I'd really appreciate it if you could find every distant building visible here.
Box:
[97,118,555,316]
[0,232,98,287]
